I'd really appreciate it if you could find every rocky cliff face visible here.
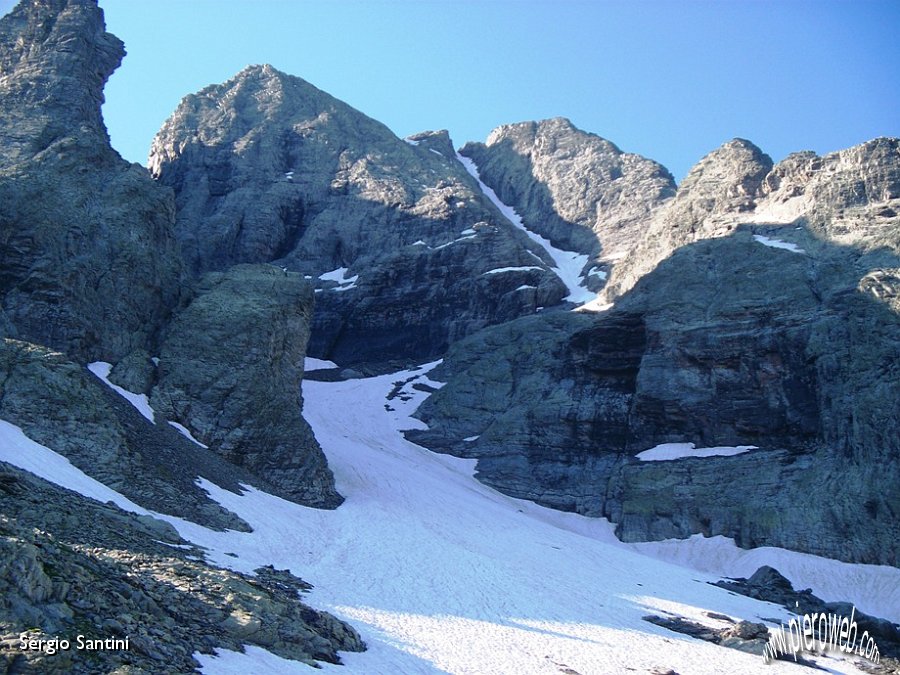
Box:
[602,137,900,300]
[149,65,569,364]
[0,4,353,670]
[0,0,184,363]
[0,0,341,510]
[412,138,900,566]
[150,264,341,508]
[459,117,676,289]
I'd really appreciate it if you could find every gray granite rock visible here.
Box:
[0,0,184,363]
[460,117,676,289]
[603,137,900,301]
[0,463,364,674]
[0,338,254,531]
[149,64,567,363]
[412,209,900,565]
[151,264,341,508]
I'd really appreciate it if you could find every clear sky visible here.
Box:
[2,0,898,181]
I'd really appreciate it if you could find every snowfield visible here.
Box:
[2,362,897,674]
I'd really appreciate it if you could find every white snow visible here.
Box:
[460,228,477,236]
[574,297,614,313]
[412,239,427,246]
[87,361,155,423]
[404,138,420,146]
[629,535,900,626]
[304,357,339,372]
[318,267,359,291]
[636,442,758,462]
[752,235,805,254]
[3,364,894,675]
[587,266,608,280]
[429,148,443,156]
[183,367,888,674]
[463,435,480,442]
[433,234,477,250]
[168,421,208,448]
[516,285,536,291]
[482,265,544,275]
[456,153,596,305]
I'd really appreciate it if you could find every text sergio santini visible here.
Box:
[19,633,129,654]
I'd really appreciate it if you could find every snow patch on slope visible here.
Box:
[319,267,359,291]
[3,364,894,674]
[636,442,758,461]
[752,235,805,254]
[0,419,153,515]
[88,361,155,423]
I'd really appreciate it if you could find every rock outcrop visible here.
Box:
[459,117,676,288]
[0,462,364,674]
[603,137,900,300]
[0,0,184,363]
[411,138,900,566]
[149,65,568,364]
[0,338,256,530]
[151,264,341,508]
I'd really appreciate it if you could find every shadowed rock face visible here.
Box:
[0,0,344,513]
[0,338,255,531]
[149,65,569,364]
[151,265,342,508]
[411,213,900,566]
[0,0,184,362]
[603,137,900,300]
[459,117,677,288]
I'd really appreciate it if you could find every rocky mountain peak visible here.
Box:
[149,62,395,180]
[459,117,676,272]
[676,138,773,208]
[484,116,622,159]
[0,0,184,362]
[0,0,123,165]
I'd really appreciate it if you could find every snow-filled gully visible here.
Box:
[2,361,897,674]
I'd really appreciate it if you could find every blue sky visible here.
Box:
[2,0,898,181]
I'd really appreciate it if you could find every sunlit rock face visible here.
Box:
[460,117,677,287]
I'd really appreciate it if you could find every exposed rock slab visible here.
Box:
[460,117,676,287]
[0,463,364,674]
[0,0,183,363]
[412,219,900,565]
[0,338,256,531]
[151,264,341,508]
